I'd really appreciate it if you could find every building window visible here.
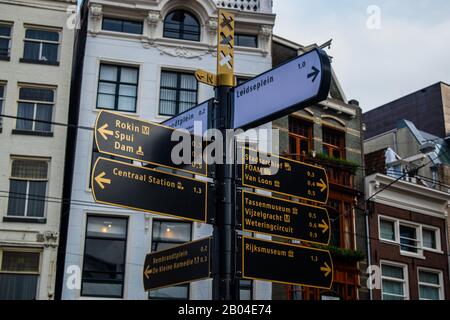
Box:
[0,23,12,59]
[23,28,59,64]
[102,18,143,35]
[289,117,313,160]
[159,70,198,116]
[381,263,408,300]
[81,216,128,298]
[422,228,438,251]
[239,280,253,300]
[0,84,4,129]
[418,269,443,300]
[379,219,396,242]
[163,10,200,42]
[7,158,49,218]
[0,250,40,300]
[322,127,345,159]
[399,224,419,254]
[149,220,191,300]
[16,87,55,133]
[235,34,258,48]
[97,64,139,113]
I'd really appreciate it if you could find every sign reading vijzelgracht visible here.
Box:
[239,191,331,245]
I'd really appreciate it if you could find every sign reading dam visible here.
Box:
[92,157,208,223]
[238,237,333,290]
[239,148,329,204]
[143,238,211,291]
[94,110,207,176]
[239,191,331,245]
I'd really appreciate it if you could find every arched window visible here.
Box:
[164,10,200,41]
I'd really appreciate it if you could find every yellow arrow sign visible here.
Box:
[320,262,332,277]
[195,69,217,86]
[318,219,329,234]
[95,172,111,190]
[97,123,114,140]
[317,179,328,193]
[144,265,152,280]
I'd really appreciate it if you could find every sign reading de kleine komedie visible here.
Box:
[91,157,208,223]
[239,148,329,204]
[238,237,333,290]
[94,110,207,176]
[233,48,331,130]
[143,238,211,291]
[239,191,331,245]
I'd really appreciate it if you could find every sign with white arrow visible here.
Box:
[238,236,333,290]
[232,48,331,130]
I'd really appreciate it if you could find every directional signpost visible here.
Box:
[196,70,217,87]
[238,237,333,290]
[239,191,331,245]
[239,147,329,204]
[233,48,331,130]
[94,110,207,176]
[163,99,214,135]
[143,238,211,291]
[92,157,208,223]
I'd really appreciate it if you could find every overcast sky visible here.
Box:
[273,0,450,111]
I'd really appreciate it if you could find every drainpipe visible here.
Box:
[365,208,373,300]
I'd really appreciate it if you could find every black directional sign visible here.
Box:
[239,191,331,245]
[91,157,208,223]
[143,238,211,291]
[239,148,329,204]
[233,48,331,130]
[238,237,333,290]
[94,110,207,176]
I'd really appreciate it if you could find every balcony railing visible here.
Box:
[216,0,263,12]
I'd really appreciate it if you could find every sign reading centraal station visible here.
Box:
[95,110,207,176]
[92,157,208,223]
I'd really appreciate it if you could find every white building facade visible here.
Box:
[60,0,275,300]
[0,0,76,300]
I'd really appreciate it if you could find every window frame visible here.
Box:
[377,215,442,255]
[322,126,346,159]
[102,17,144,35]
[288,116,313,160]
[80,214,129,299]
[163,10,201,42]
[96,63,140,113]
[7,157,50,219]
[149,219,192,300]
[380,260,409,300]
[235,33,258,48]
[239,279,253,300]
[15,85,56,133]
[0,82,5,130]
[22,26,61,64]
[158,69,198,117]
[0,22,13,59]
[417,267,444,300]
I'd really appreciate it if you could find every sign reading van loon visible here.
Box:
[91,157,208,223]
[94,110,207,176]
[233,48,331,130]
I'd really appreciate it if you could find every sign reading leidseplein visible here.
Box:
[95,110,207,176]
[239,237,333,290]
[92,157,208,223]
[239,148,329,204]
[143,238,211,291]
[239,191,331,245]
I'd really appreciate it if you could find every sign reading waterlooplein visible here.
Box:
[233,49,331,129]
